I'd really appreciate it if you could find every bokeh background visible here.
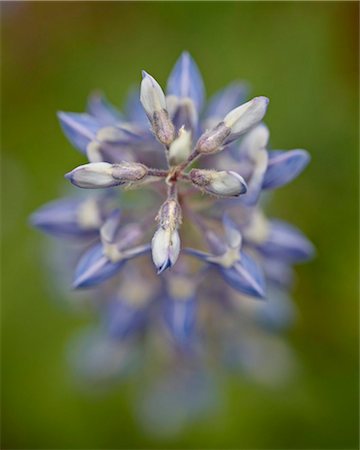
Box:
[1,2,358,449]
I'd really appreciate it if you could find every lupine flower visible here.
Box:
[32,51,314,435]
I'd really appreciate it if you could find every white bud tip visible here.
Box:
[65,163,119,189]
[151,227,180,274]
[140,71,167,118]
[224,96,270,135]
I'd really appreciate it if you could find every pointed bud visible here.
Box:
[223,96,269,136]
[189,169,247,197]
[151,227,181,274]
[140,71,167,117]
[168,126,192,166]
[65,162,148,189]
[151,199,182,274]
[194,97,269,155]
[140,71,175,146]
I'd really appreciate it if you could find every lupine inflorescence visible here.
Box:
[31,52,314,433]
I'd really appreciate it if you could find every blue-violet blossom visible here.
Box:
[31,52,314,434]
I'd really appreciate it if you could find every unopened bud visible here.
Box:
[168,127,192,166]
[223,96,269,136]
[190,169,247,197]
[65,162,148,189]
[151,227,181,274]
[140,71,175,146]
[151,199,182,274]
[140,71,167,117]
[194,122,231,155]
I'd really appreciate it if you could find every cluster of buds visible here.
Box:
[31,52,314,434]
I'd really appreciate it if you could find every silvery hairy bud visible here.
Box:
[65,162,148,189]
[168,126,192,166]
[195,96,269,155]
[151,199,182,274]
[194,122,231,155]
[223,96,269,136]
[189,169,247,197]
[140,71,176,147]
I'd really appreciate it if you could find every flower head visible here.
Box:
[32,51,314,434]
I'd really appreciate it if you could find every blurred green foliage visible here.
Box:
[1,2,358,449]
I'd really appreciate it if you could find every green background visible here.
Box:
[2,2,358,449]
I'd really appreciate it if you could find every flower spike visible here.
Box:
[32,52,314,408]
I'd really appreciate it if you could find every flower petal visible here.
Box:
[73,243,126,288]
[30,197,100,239]
[125,88,149,125]
[262,258,294,287]
[105,299,148,339]
[167,52,205,112]
[164,295,197,347]
[68,328,140,386]
[166,95,199,134]
[258,220,315,263]
[220,252,266,299]
[87,92,123,126]
[222,214,242,249]
[262,149,310,189]
[255,286,296,330]
[100,209,122,244]
[57,112,101,153]
[238,124,270,206]
[204,82,249,122]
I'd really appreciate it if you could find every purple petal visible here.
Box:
[105,299,148,339]
[262,150,310,189]
[87,93,123,126]
[100,209,122,244]
[57,112,101,153]
[125,88,149,125]
[167,52,205,112]
[68,328,140,385]
[222,213,242,249]
[204,82,249,120]
[255,286,296,330]
[258,220,315,263]
[184,247,214,261]
[170,98,199,135]
[262,257,294,287]
[73,243,126,289]
[164,295,197,347]
[30,197,99,239]
[220,252,266,299]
